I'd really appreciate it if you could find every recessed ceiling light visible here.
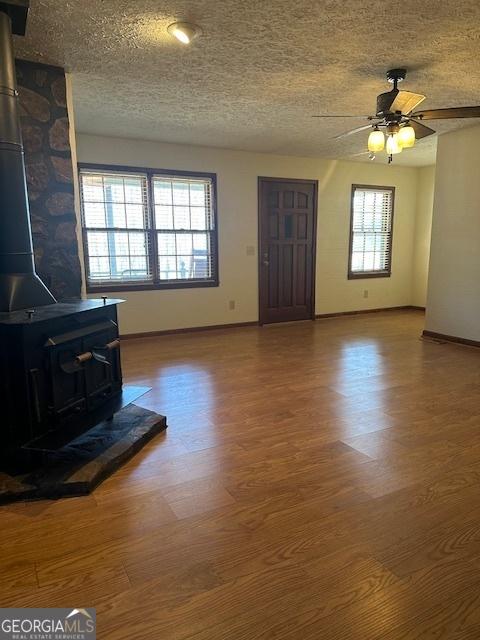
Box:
[167,22,202,44]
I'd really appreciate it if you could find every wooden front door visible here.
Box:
[258,178,317,324]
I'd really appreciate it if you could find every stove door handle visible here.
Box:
[76,351,93,365]
[105,339,120,351]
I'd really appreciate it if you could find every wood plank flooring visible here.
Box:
[2,310,480,639]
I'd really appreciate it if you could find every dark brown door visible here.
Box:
[258,178,317,324]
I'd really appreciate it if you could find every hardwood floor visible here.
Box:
[2,309,480,639]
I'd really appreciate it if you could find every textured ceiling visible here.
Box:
[13,0,480,166]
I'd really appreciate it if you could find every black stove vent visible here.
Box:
[0,0,56,312]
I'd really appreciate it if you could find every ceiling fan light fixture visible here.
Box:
[314,68,480,164]
[167,21,202,44]
[386,133,402,155]
[368,127,385,152]
[398,125,416,148]
[386,122,400,136]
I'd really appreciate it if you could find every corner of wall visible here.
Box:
[66,73,87,298]
[411,164,435,308]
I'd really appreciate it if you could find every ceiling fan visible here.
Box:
[312,69,480,163]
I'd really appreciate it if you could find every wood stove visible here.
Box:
[0,299,124,451]
[0,2,126,456]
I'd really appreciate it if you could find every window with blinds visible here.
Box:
[79,166,218,291]
[80,171,152,285]
[153,175,215,282]
[348,185,395,279]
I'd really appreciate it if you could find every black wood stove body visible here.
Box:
[0,299,124,451]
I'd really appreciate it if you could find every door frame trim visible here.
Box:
[257,176,318,325]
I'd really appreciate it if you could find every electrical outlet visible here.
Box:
[363,290,369,299]
[229,300,236,310]
[246,246,255,256]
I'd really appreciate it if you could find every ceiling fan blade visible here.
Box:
[411,106,480,120]
[348,151,371,157]
[334,123,374,139]
[311,115,373,118]
[410,120,436,140]
[390,91,426,114]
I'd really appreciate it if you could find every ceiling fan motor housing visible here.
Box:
[376,90,399,117]
[377,69,408,116]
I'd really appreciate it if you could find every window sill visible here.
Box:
[86,279,219,293]
[348,271,391,280]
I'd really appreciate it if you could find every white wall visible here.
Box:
[412,165,435,307]
[425,125,480,341]
[77,134,420,335]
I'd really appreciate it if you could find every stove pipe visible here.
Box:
[0,0,56,312]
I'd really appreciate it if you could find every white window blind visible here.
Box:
[349,186,394,277]
[153,175,215,282]
[80,171,152,285]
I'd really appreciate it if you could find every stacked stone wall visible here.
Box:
[16,59,82,300]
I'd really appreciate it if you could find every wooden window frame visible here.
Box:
[348,184,395,280]
[79,163,219,293]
